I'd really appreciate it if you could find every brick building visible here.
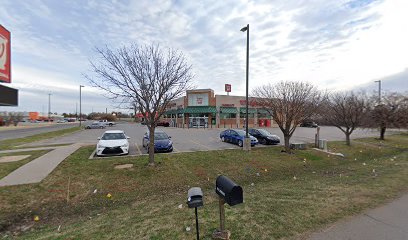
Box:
[163,89,274,128]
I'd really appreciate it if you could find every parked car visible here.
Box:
[142,130,173,153]
[56,119,68,123]
[85,121,106,129]
[248,128,280,145]
[96,130,130,156]
[156,121,170,127]
[219,129,258,147]
[300,121,318,128]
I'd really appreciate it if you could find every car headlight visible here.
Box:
[168,141,173,146]
[97,145,106,148]
[121,143,129,147]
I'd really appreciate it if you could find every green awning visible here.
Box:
[176,108,184,114]
[257,109,271,114]
[220,107,237,114]
[184,106,217,114]
[164,109,177,115]
[239,107,257,113]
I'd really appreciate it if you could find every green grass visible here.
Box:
[0,127,81,150]
[0,150,51,179]
[0,134,407,239]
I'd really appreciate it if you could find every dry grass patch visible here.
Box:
[0,134,407,239]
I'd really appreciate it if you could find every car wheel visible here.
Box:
[261,139,267,145]
[221,136,225,142]
[238,140,243,147]
[86,126,90,129]
[109,123,113,126]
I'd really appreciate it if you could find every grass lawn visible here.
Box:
[0,134,407,239]
[0,150,51,179]
[0,127,81,150]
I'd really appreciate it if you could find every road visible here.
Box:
[0,123,80,141]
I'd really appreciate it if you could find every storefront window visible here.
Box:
[240,113,254,118]
[220,113,236,119]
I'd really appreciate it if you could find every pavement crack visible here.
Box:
[363,213,408,234]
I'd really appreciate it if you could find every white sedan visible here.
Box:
[96,130,130,156]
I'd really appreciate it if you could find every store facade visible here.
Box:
[163,89,274,128]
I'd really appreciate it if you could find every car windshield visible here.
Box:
[258,129,273,136]
[235,130,246,136]
[101,133,126,140]
[154,132,168,140]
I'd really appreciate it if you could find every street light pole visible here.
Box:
[374,80,381,104]
[241,24,251,151]
[79,85,84,127]
[48,93,52,121]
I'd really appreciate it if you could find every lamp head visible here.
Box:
[240,26,248,32]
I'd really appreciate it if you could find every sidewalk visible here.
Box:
[308,194,408,240]
[0,144,81,186]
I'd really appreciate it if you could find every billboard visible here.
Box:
[0,25,11,83]
[0,84,18,106]
[225,84,231,93]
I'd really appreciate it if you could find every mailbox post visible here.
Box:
[213,176,243,240]
[187,187,203,240]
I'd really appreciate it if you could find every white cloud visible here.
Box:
[1,0,408,113]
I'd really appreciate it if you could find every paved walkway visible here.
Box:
[308,194,408,240]
[0,144,81,186]
[0,146,58,154]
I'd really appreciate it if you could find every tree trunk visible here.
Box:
[380,126,386,140]
[148,126,155,166]
[284,135,291,153]
[345,133,351,146]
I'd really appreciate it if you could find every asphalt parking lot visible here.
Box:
[21,122,393,157]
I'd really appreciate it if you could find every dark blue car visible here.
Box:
[220,129,258,147]
[142,130,173,153]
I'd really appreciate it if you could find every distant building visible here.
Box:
[162,89,275,128]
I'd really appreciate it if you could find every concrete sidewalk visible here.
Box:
[0,144,81,186]
[308,194,408,240]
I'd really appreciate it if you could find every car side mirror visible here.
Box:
[126,136,130,139]
[97,137,101,140]
[168,136,172,139]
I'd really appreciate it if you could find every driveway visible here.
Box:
[20,123,397,156]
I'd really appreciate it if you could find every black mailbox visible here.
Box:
[215,175,243,206]
[187,187,204,208]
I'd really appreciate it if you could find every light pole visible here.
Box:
[79,85,84,127]
[241,24,250,151]
[374,80,381,104]
[48,93,52,121]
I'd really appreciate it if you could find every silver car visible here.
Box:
[85,121,106,129]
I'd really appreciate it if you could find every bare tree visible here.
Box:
[253,81,323,153]
[85,44,193,166]
[322,91,368,146]
[368,92,408,140]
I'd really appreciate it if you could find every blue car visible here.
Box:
[142,130,173,153]
[220,129,258,147]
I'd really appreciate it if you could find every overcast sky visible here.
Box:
[1,0,407,114]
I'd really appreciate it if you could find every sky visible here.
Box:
[0,0,407,114]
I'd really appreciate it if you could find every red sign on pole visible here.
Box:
[0,25,11,83]
[225,84,231,93]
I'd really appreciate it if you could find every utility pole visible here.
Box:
[79,85,84,126]
[48,93,52,121]
[374,80,381,104]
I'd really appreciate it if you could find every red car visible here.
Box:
[156,121,170,127]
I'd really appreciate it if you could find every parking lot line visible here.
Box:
[190,139,211,150]
[135,143,142,155]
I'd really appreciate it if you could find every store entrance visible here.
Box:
[189,116,208,128]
